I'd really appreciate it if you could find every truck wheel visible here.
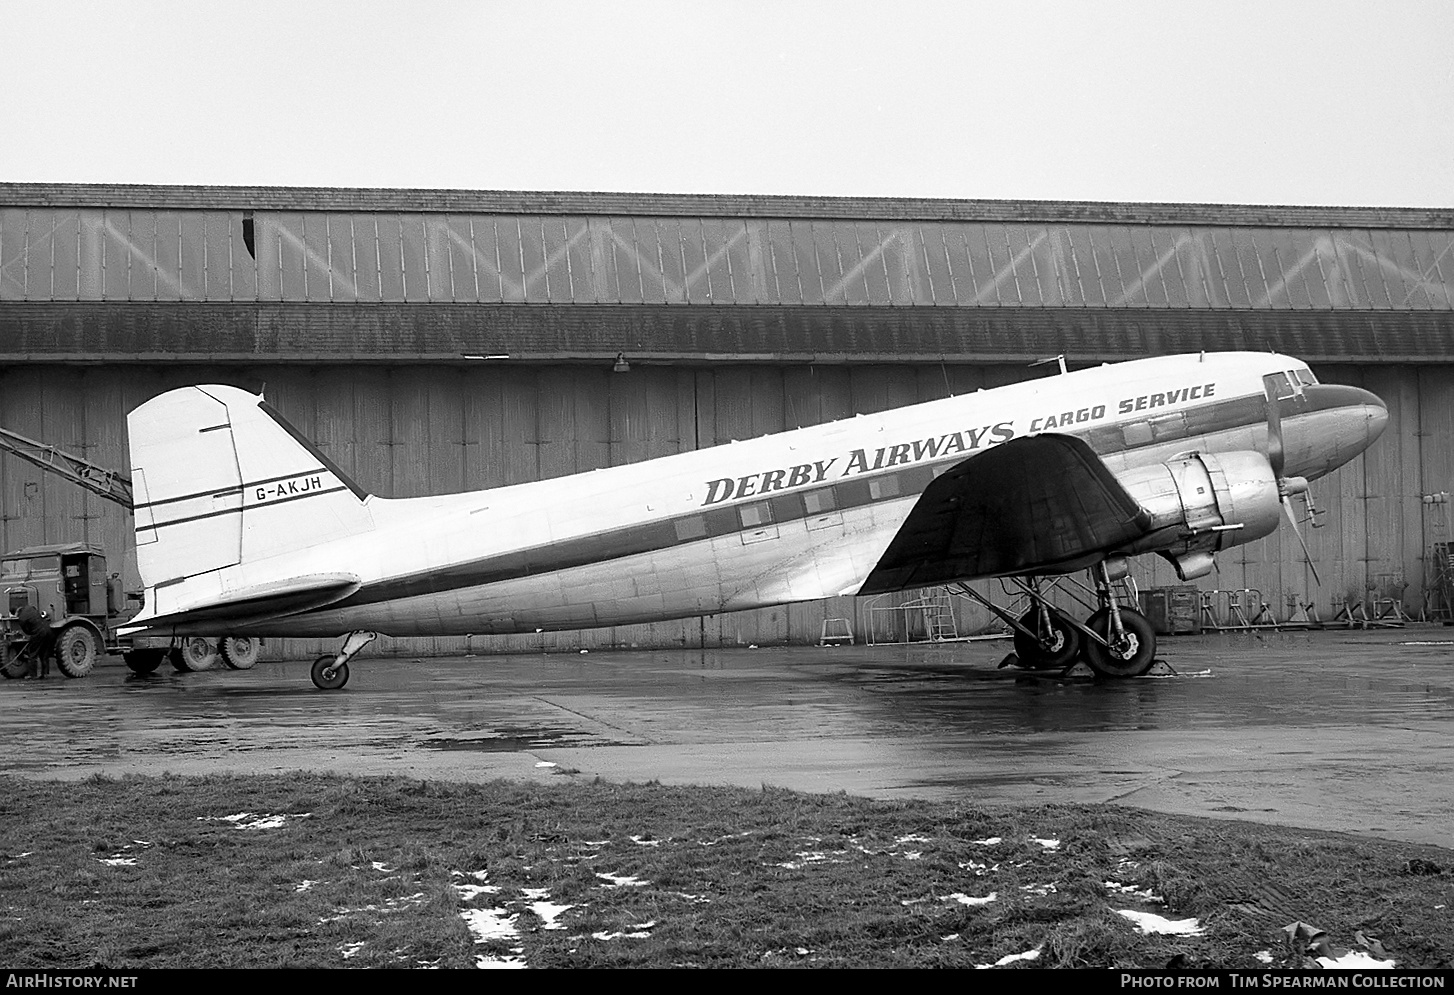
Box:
[219,636,260,670]
[55,625,102,678]
[124,648,166,675]
[178,636,216,671]
[1,650,26,679]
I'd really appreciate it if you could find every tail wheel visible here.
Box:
[178,636,216,672]
[311,655,349,691]
[55,625,102,678]
[1083,608,1157,678]
[1013,607,1081,669]
[219,636,260,670]
[124,648,166,675]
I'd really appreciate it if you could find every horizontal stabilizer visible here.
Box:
[120,573,361,633]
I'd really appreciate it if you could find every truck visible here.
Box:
[0,426,261,679]
[0,542,261,678]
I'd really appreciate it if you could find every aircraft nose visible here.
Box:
[1359,387,1389,447]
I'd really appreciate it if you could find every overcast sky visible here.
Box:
[2,1,1450,207]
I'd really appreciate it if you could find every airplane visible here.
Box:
[119,351,1388,689]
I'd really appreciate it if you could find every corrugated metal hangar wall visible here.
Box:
[2,184,1453,658]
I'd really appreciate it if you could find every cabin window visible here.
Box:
[738,501,773,528]
[803,489,836,514]
[869,476,902,499]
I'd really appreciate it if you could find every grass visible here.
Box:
[0,774,1450,969]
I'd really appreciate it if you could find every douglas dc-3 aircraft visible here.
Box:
[120,351,1387,689]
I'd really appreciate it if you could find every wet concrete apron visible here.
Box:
[3,628,1451,848]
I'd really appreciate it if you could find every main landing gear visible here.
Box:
[956,560,1159,678]
[311,631,377,690]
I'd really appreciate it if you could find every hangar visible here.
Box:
[2,183,1452,657]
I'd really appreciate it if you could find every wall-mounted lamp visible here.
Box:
[613,353,631,373]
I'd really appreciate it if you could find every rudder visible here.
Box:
[129,385,373,588]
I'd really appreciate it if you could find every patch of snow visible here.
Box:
[958,860,997,875]
[520,887,551,899]
[1020,883,1057,896]
[700,831,755,846]
[204,811,310,831]
[530,901,574,929]
[460,907,519,943]
[665,891,710,903]
[454,883,501,901]
[534,761,557,768]
[945,892,998,906]
[339,942,365,959]
[1104,881,1164,902]
[1317,950,1396,969]
[896,834,933,845]
[475,950,527,969]
[98,857,136,867]
[596,871,650,888]
[592,920,656,940]
[777,850,848,869]
[1032,837,1061,850]
[971,837,1002,846]
[1254,950,1274,964]
[295,880,317,893]
[370,861,395,873]
[629,835,660,847]
[977,946,1042,968]
[1116,909,1204,936]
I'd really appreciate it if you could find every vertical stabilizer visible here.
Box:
[128,385,373,588]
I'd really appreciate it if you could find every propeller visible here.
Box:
[1266,390,1321,586]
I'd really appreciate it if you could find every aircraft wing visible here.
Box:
[860,434,1152,594]
[119,573,362,633]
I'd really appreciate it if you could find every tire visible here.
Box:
[311,654,349,691]
[124,648,166,675]
[1012,607,1081,670]
[218,635,260,670]
[1083,608,1157,678]
[55,625,102,678]
[178,636,216,672]
[1,649,26,679]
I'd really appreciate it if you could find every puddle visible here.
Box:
[421,727,618,752]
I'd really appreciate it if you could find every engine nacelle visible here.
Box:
[1114,451,1283,572]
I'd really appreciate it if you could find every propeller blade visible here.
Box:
[1265,391,1285,480]
[1283,500,1322,587]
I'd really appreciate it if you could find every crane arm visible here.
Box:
[0,427,134,510]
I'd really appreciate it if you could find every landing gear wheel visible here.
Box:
[311,654,349,690]
[55,625,101,678]
[1013,607,1081,670]
[124,648,166,675]
[177,636,216,671]
[219,636,260,670]
[1083,608,1157,678]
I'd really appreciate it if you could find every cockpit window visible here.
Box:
[1291,367,1318,387]
[1263,372,1296,400]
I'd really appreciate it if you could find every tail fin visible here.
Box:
[128,385,373,589]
